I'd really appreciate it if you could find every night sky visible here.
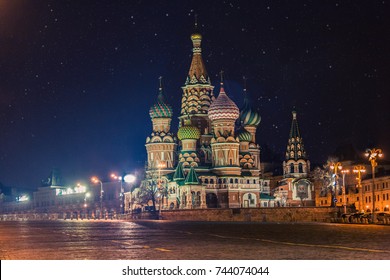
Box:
[0,0,389,189]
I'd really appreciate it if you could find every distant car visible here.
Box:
[341,213,351,223]
[357,213,374,223]
[376,212,390,223]
[349,213,364,223]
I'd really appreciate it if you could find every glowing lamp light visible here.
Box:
[124,174,136,183]
[17,195,29,202]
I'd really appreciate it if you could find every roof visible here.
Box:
[285,110,307,161]
[260,193,275,200]
[184,166,200,185]
[173,162,185,181]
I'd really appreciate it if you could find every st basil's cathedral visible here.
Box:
[142,28,314,210]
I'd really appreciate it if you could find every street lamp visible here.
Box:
[91,176,103,219]
[157,162,166,218]
[124,174,136,215]
[330,162,342,207]
[84,192,90,208]
[111,173,136,215]
[84,192,90,219]
[111,173,124,215]
[365,148,383,223]
[353,165,366,213]
[341,169,349,214]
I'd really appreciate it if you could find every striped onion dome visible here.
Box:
[237,128,252,142]
[208,84,239,121]
[240,89,260,126]
[177,119,201,140]
[149,87,173,119]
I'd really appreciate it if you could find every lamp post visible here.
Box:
[353,165,366,213]
[91,177,103,219]
[341,169,349,214]
[330,162,342,207]
[84,192,90,219]
[124,174,136,215]
[157,162,166,218]
[111,173,124,215]
[111,173,136,216]
[365,148,383,223]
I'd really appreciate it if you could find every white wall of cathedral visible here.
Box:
[211,119,236,137]
[152,118,171,132]
[145,143,177,169]
[181,139,197,151]
[244,125,257,143]
[239,141,249,152]
[241,193,258,208]
[249,148,260,169]
[274,178,315,206]
[160,175,274,209]
[211,143,240,167]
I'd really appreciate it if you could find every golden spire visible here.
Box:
[187,15,208,85]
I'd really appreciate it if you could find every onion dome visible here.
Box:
[191,32,202,41]
[239,87,261,126]
[237,128,252,142]
[208,83,239,121]
[149,78,173,119]
[177,118,201,140]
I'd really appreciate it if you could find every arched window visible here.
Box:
[230,178,233,183]
[290,163,294,173]
[205,178,209,184]
[298,163,303,173]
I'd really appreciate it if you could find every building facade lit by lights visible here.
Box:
[273,111,315,206]
[142,29,274,210]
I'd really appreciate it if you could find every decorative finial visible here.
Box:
[220,70,224,86]
[243,76,247,92]
[292,110,297,120]
[158,76,163,91]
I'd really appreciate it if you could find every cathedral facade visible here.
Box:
[143,29,273,210]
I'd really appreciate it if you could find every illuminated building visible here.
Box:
[273,111,315,206]
[142,29,272,210]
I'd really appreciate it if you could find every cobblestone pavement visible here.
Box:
[0,220,389,260]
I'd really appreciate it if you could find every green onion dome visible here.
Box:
[240,107,261,126]
[237,128,252,142]
[239,90,261,126]
[149,89,173,119]
[177,119,200,140]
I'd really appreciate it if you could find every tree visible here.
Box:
[135,169,168,212]
[137,180,158,211]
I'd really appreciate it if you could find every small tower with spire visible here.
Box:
[145,77,177,171]
[283,110,310,178]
